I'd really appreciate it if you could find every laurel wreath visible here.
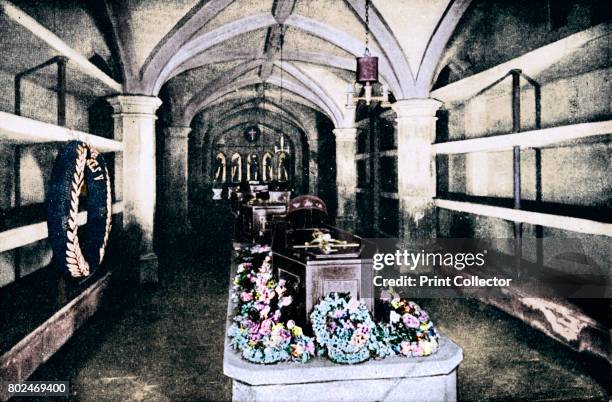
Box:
[65,143,89,277]
[63,143,112,278]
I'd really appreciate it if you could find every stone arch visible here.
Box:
[145,14,403,100]
[415,0,472,95]
[181,75,342,127]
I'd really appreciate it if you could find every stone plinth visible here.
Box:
[225,336,461,402]
[223,252,463,402]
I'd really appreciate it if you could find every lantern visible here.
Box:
[356,56,378,84]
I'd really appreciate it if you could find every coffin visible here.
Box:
[272,222,374,327]
[239,201,288,242]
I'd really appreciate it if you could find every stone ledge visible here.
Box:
[224,335,462,386]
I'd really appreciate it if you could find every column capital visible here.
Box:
[107,95,162,117]
[391,98,442,119]
[164,126,191,139]
[333,127,358,142]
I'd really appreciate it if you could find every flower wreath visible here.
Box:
[380,295,440,357]
[229,250,315,364]
[47,141,112,278]
[310,293,392,364]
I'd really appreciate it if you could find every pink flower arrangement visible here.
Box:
[402,314,420,328]
[229,248,315,364]
[380,296,440,357]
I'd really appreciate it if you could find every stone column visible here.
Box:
[392,99,442,243]
[108,95,162,283]
[162,126,191,239]
[308,137,318,195]
[333,127,358,231]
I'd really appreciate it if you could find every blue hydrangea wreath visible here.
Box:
[310,293,393,364]
[47,141,112,278]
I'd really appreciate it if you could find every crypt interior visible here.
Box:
[0,0,610,401]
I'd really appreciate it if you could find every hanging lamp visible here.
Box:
[346,0,389,106]
[356,0,378,84]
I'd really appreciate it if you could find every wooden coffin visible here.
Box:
[271,222,374,326]
[240,202,288,242]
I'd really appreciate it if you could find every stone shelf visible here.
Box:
[432,120,612,155]
[223,258,464,402]
[434,198,612,237]
[430,23,610,103]
[0,201,123,253]
[0,112,124,152]
[0,272,111,401]
[0,0,122,97]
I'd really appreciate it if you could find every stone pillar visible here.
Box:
[308,137,318,195]
[392,99,442,243]
[333,127,358,231]
[188,134,204,202]
[162,126,191,239]
[108,95,162,283]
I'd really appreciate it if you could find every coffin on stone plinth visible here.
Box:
[223,255,463,402]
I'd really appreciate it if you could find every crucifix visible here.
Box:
[247,128,257,141]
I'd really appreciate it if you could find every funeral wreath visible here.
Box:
[310,293,393,364]
[379,293,440,357]
[228,247,315,364]
[47,141,112,278]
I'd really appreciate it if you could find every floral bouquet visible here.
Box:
[233,243,270,263]
[250,244,271,254]
[310,293,392,364]
[379,295,440,357]
[230,261,254,304]
[229,253,315,364]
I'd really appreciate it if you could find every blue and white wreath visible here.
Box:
[310,293,393,364]
[47,141,112,278]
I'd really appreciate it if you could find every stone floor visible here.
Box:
[25,203,609,401]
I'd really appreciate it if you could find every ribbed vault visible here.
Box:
[101,0,473,130]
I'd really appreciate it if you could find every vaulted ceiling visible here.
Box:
[4,0,606,136]
[100,0,471,130]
